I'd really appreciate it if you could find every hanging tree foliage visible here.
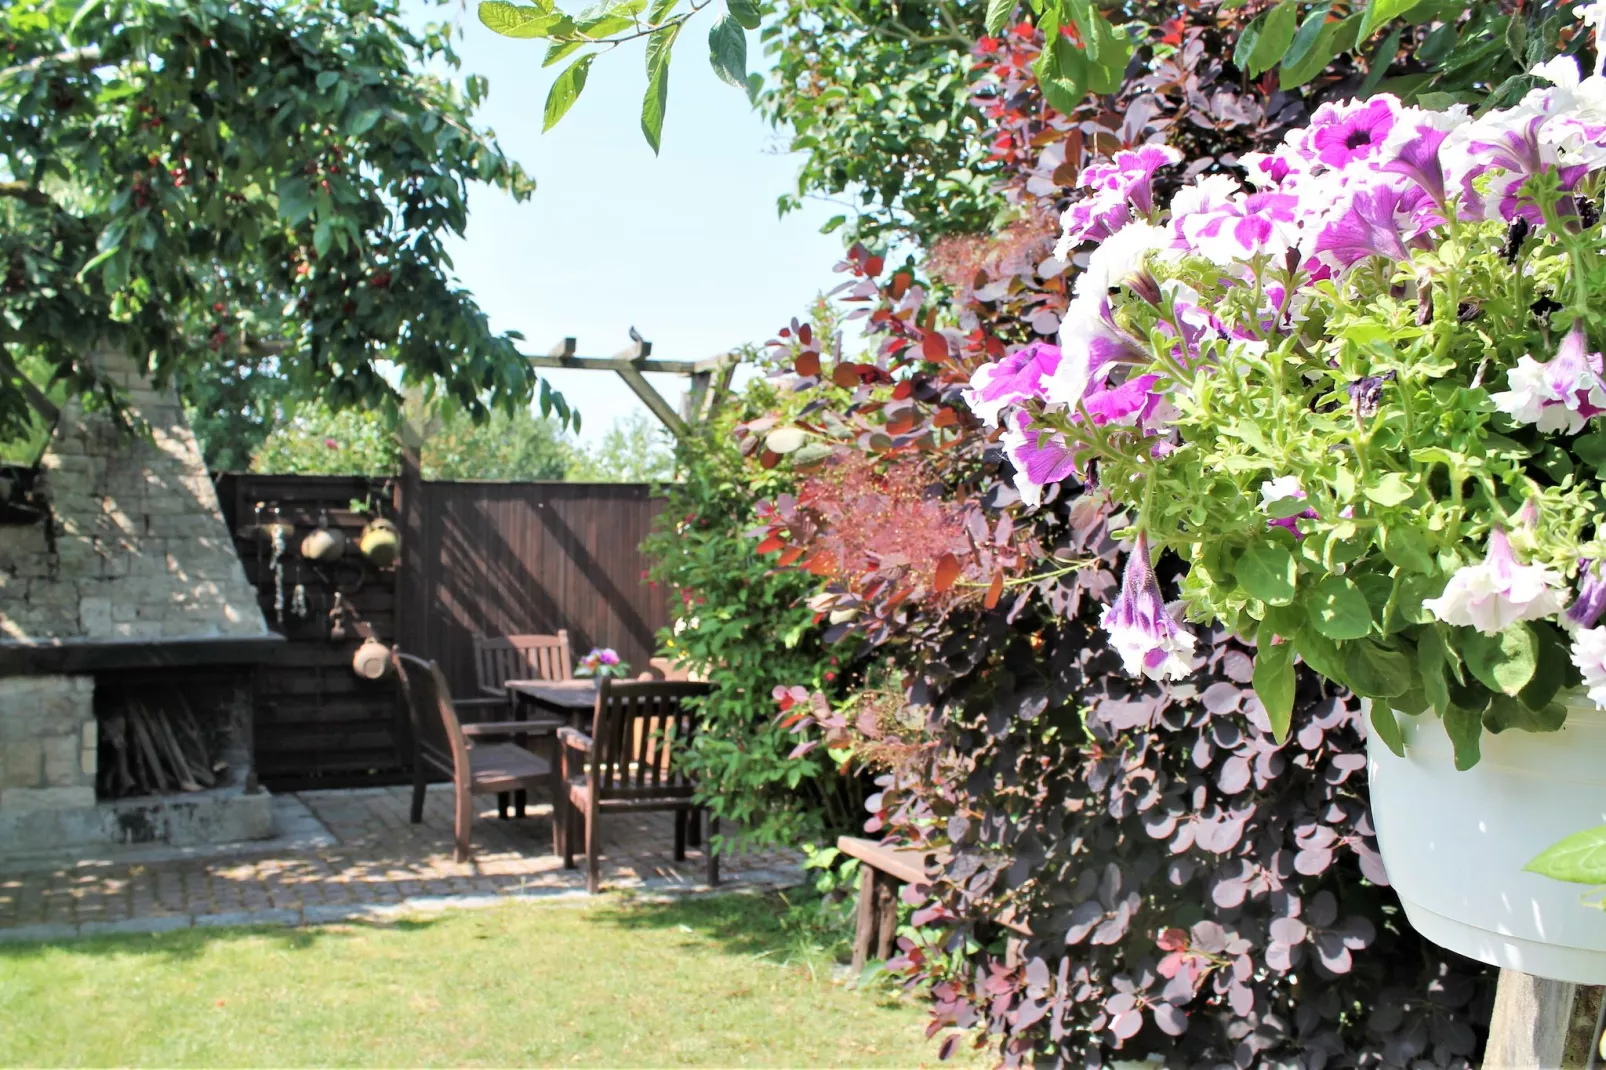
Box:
[0,0,571,454]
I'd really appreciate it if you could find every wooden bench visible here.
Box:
[837,835,947,971]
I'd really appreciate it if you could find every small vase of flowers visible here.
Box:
[576,647,630,680]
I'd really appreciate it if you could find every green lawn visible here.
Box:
[0,893,960,1068]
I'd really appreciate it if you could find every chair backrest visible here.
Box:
[394,651,470,784]
[472,631,573,695]
[586,679,712,803]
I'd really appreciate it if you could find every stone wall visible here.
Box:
[0,348,268,643]
[0,675,95,812]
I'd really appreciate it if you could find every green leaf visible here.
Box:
[1281,1,1332,70]
[1233,13,1262,71]
[1308,576,1373,640]
[346,108,382,137]
[1462,623,1538,697]
[1364,472,1415,507]
[1037,74,1084,114]
[1518,622,1571,711]
[726,0,761,29]
[479,1,562,38]
[1370,702,1406,757]
[1418,624,1451,715]
[1343,638,1413,698]
[1484,694,1567,734]
[1359,0,1423,41]
[1295,627,1350,686]
[1359,24,1404,97]
[316,70,341,91]
[985,0,1015,36]
[641,22,680,153]
[544,39,587,67]
[707,14,747,90]
[1246,0,1299,76]
[1574,431,1606,469]
[1527,824,1606,884]
[1254,640,1296,742]
[1236,543,1297,606]
[313,217,333,259]
[275,177,314,225]
[544,54,594,132]
[1381,525,1434,573]
[1443,703,1483,770]
[647,0,679,23]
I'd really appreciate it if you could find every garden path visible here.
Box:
[0,785,803,943]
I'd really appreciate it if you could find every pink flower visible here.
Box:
[1055,145,1183,255]
[1001,410,1082,507]
[1422,527,1568,635]
[1490,323,1606,434]
[1100,532,1196,681]
[1307,96,1401,170]
[1309,183,1414,270]
[598,648,620,666]
[324,437,339,449]
[962,341,1061,427]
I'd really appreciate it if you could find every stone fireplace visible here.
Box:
[0,349,280,855]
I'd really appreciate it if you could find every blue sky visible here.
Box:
[426,4,848,442]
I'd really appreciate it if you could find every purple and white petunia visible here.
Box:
[1490,323,1606,434]
[1054,145,1184,258]
[963,341,1062,428]
[1001,410,1082,507]
[1567,559,1606,630]
[1100,531,1197,680]
[1259,475,1318,536]
[1308,183,1416,271]
[1305,96,1402,171]
[1422,527,1569,635]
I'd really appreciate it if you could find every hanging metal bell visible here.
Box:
[358,518,401,568]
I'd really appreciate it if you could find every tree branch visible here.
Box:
[0,349,60,426]
[0,183,52,208]
[0,46,104,82]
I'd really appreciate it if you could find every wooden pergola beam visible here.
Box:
[526,336,737,441]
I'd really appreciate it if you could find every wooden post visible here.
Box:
[852,865,878,972]
[1485,970,1602,1068]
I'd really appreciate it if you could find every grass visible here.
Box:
[0,892,966,1068]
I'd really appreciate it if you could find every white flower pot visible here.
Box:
[1366,695,1606,984]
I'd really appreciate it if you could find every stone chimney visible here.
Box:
[0,349,275,853]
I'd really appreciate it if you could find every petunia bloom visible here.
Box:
[1259,476,1318,537]
[1490,323,1606,434]
[1306,96,1401,170]
[962,341,1062,427]
[1567,560,1606,630]
[1422,527,1568,635]
[1001,410,1081,507]
[1055,145,1184,257]
[1570,626,1606,708]
[1100,531,1197,680]
[1309,183,1415,270]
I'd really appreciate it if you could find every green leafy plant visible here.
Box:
[0,0,572,447]
[979,11,1603,765]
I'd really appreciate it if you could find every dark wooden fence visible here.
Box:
[217,473,668,790]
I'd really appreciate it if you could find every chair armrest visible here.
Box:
[557,727,593,752]
[461,719,564,739]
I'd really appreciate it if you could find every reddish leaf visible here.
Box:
[886,410,916,435]
[865,254,884,277]
[759,449,781,469]
[984,570,1003,609]
[921,331,948,361]
[891,380,913,400]
[795,350,821,378]
[889,271,911,299]
[777,546,804,566]
[932,407,959,428]
[798,323,813,345]
[832,363,861,389]
[755,534,785,554]
[934,553,960,593]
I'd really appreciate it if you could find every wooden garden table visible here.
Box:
[504,678,597,730]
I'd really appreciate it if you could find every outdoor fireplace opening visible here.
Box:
[93,668,256,802]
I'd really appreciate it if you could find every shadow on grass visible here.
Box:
[0,914,451,967]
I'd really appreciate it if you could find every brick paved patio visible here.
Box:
[0,785,803,943]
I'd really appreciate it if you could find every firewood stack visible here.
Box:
[98,688,225,798]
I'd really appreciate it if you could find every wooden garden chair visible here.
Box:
[470,631,572,817]
[393,651,558,862]
[558,679,717,893]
